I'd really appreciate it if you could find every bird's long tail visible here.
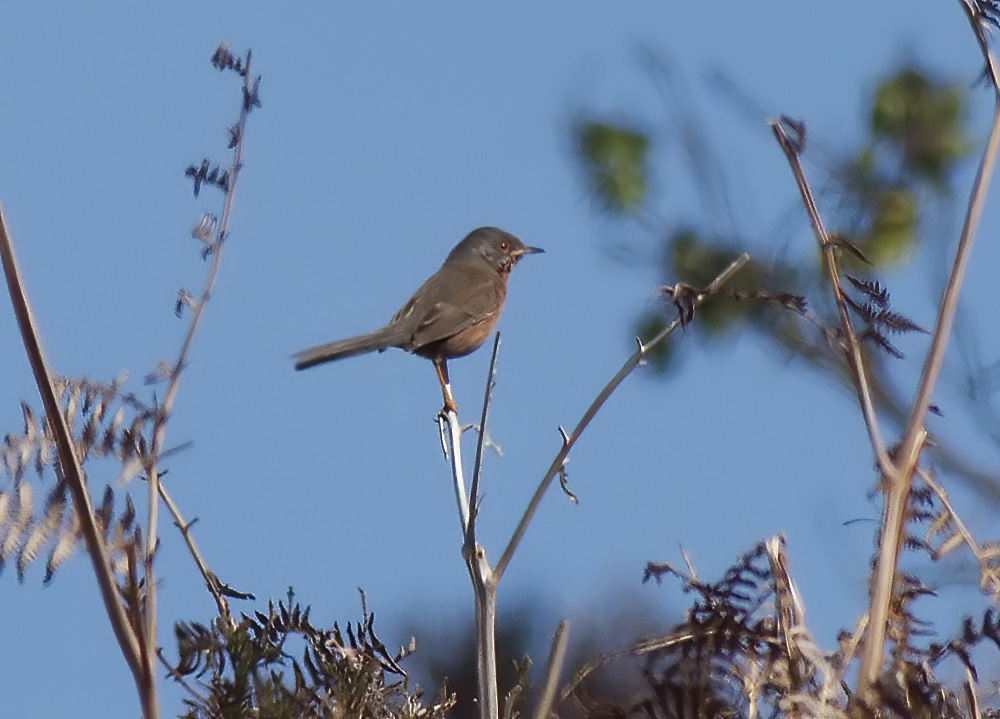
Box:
[293,326,407,370]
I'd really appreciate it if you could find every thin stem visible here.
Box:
[535,620,569,719]
[158,483,230,620]
[147,52,254,672]
[917,468,989,576]
[493,254,749,582]
[143,464,159,712]
[154,56,252,437]
[769,119,896,482]
[466,332,501,546]
[448,260,745,717]
[863,102,1000,689]
[441,411,470,532]
[440,336,502,719]
[858,8,1000,690]
[0,200,145,689]
[957,0,1000,93]
[965,665,982,719]
[156,649,208,706]
[464,545,498,719]
[896,118,999,472]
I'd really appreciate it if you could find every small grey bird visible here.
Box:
[294,226,543,412]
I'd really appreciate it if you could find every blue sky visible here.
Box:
[1,2,999,716]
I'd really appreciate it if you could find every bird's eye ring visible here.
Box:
[500,241,509,251]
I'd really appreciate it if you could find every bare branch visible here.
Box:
[158,483,231,621]
[769,117,896,482]
[439,411,471,533]
[439,334,503,719]
[492,253,749,583]
[919,468,1000,597]
[467,333,501,547]
[152,50,258,690]
[0,200,146,700]
[535,619,569,719]
[858,11,1000,689]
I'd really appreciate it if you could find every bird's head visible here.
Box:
[449,226,544,275]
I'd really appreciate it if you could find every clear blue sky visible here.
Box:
[1,2,998,716]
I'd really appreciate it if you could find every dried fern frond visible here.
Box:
[1,375,155,484]
[918,468,1000,601]
[0,472,142,586]
[167,595,453,719]
[842,275,927,359]
[17,479,67,581]
[566,535,991,718]
[0,481,33,575]
[0,375,160,582]
[568,538,838,718]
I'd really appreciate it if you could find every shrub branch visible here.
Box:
[0,200,149,710]
[438,253,748,719]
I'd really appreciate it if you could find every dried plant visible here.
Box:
[437,255,750,719]
[843,276,928,360]
[165,594,454,719]
[547,535,1000,719]
[3,4,1000,719]
[0,42,262,719]
[920,469,1000,600]
[0,375,155,580]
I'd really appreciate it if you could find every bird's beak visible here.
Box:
[513,246,545,257]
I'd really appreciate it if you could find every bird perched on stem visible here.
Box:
[294,226,543,414]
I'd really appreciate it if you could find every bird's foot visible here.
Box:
[438,397,458,418]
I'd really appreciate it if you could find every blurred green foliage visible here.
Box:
[577,121,649,212]
[840,69,969,269]
[573,66,973,372]
[859,187,919,267]
[870,69,968,184]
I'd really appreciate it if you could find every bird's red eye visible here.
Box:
[500,242,509,251]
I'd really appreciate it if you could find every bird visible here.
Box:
[294,226,543,413]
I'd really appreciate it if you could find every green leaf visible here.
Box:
[859,188,918,267]
[577,120,649,212]
[871,68,969,185]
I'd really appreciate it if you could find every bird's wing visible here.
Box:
[391,262,500,351]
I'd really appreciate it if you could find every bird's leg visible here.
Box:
[434,357,458,414]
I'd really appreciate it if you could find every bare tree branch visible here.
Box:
[535,619,569,719]
[857,2,1000,691]
[0,199,148,709]
[493,253,749,583]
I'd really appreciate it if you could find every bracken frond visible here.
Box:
[0,482,33,575]
[0,375,158,583]
[846,275,890,307]
[17,480,68,582]
[167,593,453,719]
[568,538,836,718]
[45,505,81,584]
